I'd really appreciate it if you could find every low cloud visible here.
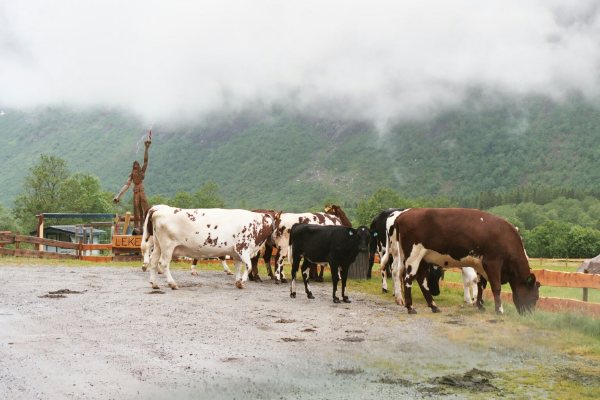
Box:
[1,0,599,125]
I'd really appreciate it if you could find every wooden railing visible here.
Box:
[0,232,112,262]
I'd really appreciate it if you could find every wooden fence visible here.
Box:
[0,232,113,262]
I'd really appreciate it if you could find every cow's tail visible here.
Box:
[140,207,157,271]
[379,224,394,268]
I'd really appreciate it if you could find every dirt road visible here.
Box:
[0,265,589,399]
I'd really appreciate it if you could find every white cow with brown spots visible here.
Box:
[142,206,279,290]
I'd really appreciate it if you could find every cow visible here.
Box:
[288,224,370,303]
[270,205,352,283]
[387,208,540,314]
[141,205,233,276]
[142,206,280,290]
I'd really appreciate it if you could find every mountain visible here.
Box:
[1,92,600,211]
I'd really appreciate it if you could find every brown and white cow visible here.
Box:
[388,208,540,314]
[142,206,279,290]
[270,206,351,283]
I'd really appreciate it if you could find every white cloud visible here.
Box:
[1,0,599,124]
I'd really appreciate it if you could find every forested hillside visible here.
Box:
[1,92,600,211]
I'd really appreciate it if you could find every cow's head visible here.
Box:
[351,226,371,252]
[426,264,444,296]
[512,272,540,314]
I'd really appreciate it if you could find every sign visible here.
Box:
[112,235,142,249]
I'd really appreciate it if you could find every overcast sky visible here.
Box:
[1,0,599,124]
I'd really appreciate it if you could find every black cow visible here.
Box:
[368,208,404,279]
[288,224,370,303]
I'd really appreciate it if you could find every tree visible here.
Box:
[192,181,225,208]
[13,154,112,231]
[13,154,70,228]
[355,188,414,226]
[0,204,21,232]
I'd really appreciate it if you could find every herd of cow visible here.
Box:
[140,204,540,314]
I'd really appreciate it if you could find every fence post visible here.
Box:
[78,239,83,260]
[583,288,589,302]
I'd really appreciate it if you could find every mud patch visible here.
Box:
[302,328,316,332]
[38,293,66,299]
[281,337,305,342]
[147,290,166,294]
[275,318,296,324]
[430,368,498,393]
[342,337,365,342]
[49,289,86,295]
[375,376,413,386]
[557,367,600,386]
[334,368,363,375]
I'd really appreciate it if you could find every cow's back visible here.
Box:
[396,208,527,268]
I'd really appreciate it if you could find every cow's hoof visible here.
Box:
[151,283,159,290]
[307,293,315,299]
[169,283,179,290]
[394,297,403,305]
[142,266,147,272]
[407,308,417,315]
[290,292,296,298]
[191,271,198,276]
[477,303,485,311]
[431,305,441,313]
[382,288,388,294]
[235,280,245,289]
[281,278,288,284]
[275,280,281,285]
[158,270,164,275]
[248,275,255,282]
[254,275,262,283]
[343,296,351,303]
[225,271,234,276]
[333,297,341,303]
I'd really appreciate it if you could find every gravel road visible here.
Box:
[0,265,578,399]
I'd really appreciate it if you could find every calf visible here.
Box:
[288,224,370,303]
[143,206,279,290]
[271,209,348,283]
[389,208,539,314]
[426,266,479,304]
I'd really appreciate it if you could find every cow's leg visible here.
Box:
[249,253,260,282]
[148,239,162,289]
[221,258,233,275]
[191,259,199,276]
[158,245,178,290]
[316,263,325,282]
[290,253,301,298]
[471,280,478,305]
[341,264,351,303]
[331,262,341,303]
[233,259,245,289]
[264,244,275,279]
[416,266,440,313]
[403,245,427,314]
[485,261,504,314]
[381,260,389,293]
[300,259,315,299]
[275,247,288,283]
[236,252,254,289]
[476,277,487,310]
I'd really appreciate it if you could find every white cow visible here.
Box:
[271,212,345,282]
[143,206,279,290]
[141,206,233,276]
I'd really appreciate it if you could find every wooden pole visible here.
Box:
[36,214,44,252]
